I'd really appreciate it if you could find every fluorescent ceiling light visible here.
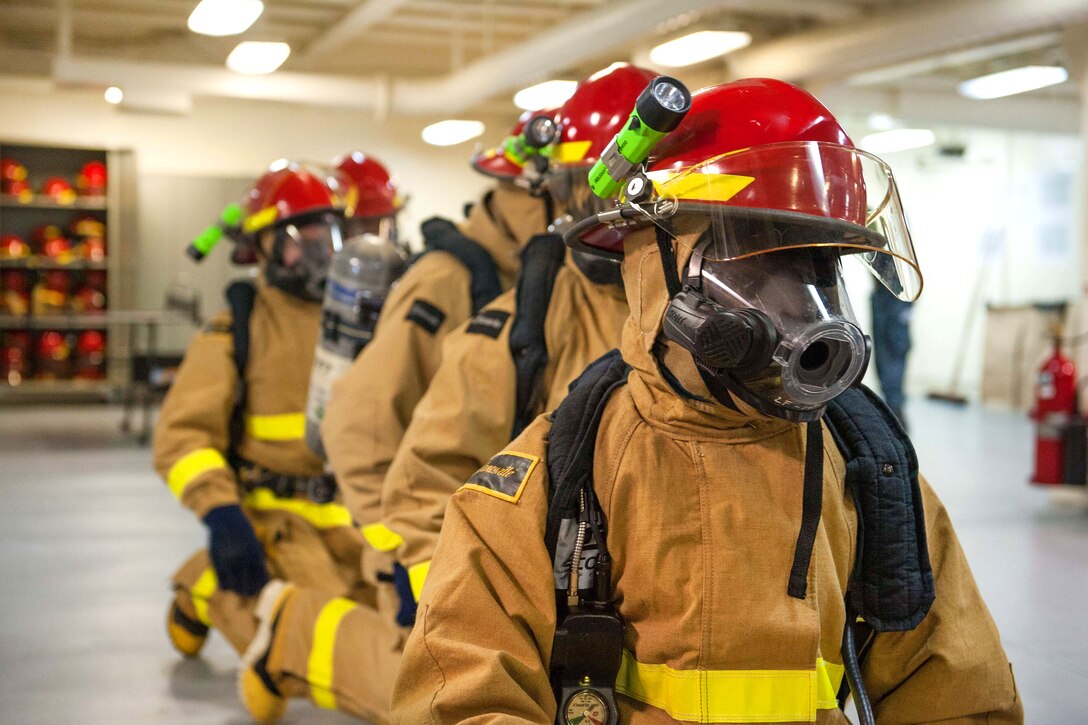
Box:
[861,128,936,154]
[104,86,123,105]
[188,0,264,37]
[422,120,485,147]
[958,65,1069,99]
[649,30,752,68]
[867,112,895,131]
[227,41,291,75]
[513,80,578,112]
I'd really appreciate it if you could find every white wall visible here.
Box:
[0,82,505,346]
[839,121,1083,401]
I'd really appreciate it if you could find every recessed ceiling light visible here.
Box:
[513,80,578,112]
[867,113,895,131]
[958,65,1069,99]
[422,120,486,147]
[649,30,752,68]
[227,41,291,75]
[104,86,123,105]
[861,128,936,154]
[188,0,264,37]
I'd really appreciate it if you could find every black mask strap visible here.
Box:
[655,223,682,299]
[787,421,824,599]
[542,189,556,230]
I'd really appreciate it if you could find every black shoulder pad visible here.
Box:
[544,349,630,559]
[509,233,566,438]
[419,216,502,314]
[825,385,935,632]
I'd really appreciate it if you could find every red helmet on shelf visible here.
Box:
[1,330,31,384]
[36,331,71,379]
[42,270,70,293]
[4,178,32,202]
[77,161,108,196]
[334,152,401,219]
[0,234,30,259]
[1,157,27,183]
[74,330,107,379]
[41,177,76,204]
[70,215,106,239]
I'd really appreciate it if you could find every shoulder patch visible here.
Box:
[460,451,540,503]
[203,319,232,335]
[405,299,446,334]
[466,309,511,339]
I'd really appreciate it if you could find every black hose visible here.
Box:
[842,619,875,725]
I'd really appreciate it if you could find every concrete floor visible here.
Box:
[1,399,1086,723]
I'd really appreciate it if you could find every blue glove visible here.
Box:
[202,504,268,596]
[392,563,418,627]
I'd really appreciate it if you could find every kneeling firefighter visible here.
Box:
[391,79,1022,724]
[235,123,556,724]
[153,159,403,662]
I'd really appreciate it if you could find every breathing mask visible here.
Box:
[262,211,344,302]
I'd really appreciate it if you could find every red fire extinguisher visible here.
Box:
[1030,334,1079,485]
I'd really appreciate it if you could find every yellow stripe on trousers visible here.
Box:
[308,598,358,710]
[190,567,218,627]
[616,651,846,723]
[244,488,353,529]
[167,448,228,499]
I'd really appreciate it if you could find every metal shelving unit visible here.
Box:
[0,140,137,402]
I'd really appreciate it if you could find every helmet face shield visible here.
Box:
[650,142,921,301]
[695,242,869,416]
[263,211,345,302]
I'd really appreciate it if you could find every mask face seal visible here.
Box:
[262,211,344,302]
[664,233,870,420]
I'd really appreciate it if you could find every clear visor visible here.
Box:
[647,142,921,301]
[698,244,868,411]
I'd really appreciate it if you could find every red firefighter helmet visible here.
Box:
[4,178,32,202]
[1,158,27,183]
[74,330,107,379]
[77,161,108,196]
[36,225,72,260]
[42,270,70,293]
[1,234,30,259]
[554,64,658,168]
[41,177,76,204]
[74,271,107,313]
[70,215,106,239]
[470,108,559,182]
[1,330,31,384]
[547,63,657,221]
[566,78,923,301]
[334,152,401,219]
[241,160,350,239]
[36,330,71,378]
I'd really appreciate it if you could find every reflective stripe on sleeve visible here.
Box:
[190,567,218,627]
[407,560,430,602]
[615,651,845,723]
[307,598,358,710]
[246,413,306,441]
[167,448,229,499]
[243,488,353,529]
[361,523,404,552]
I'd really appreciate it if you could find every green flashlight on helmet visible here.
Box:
[187,202,243,261]
[588,76,692,199]
[503,112,559,167]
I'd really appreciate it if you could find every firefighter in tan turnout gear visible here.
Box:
[391,79,1022,724]
[234,121,555,723]
[154,161,369,659]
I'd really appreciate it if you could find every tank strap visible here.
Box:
[417,216,503,315]
[225,279,257,469]
[509,233,567,439]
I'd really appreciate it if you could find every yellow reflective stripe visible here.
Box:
[615,651,845,723]
[167,448,229,499]
[649,171,755,204]
[307,598,358,710]
[554,140,592,164]
[246,413,306,441]
[408,560,430,602]
[242,206,278,234]
[244,488,353,529]
[361,523,404,552]
[190,567,218,627]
